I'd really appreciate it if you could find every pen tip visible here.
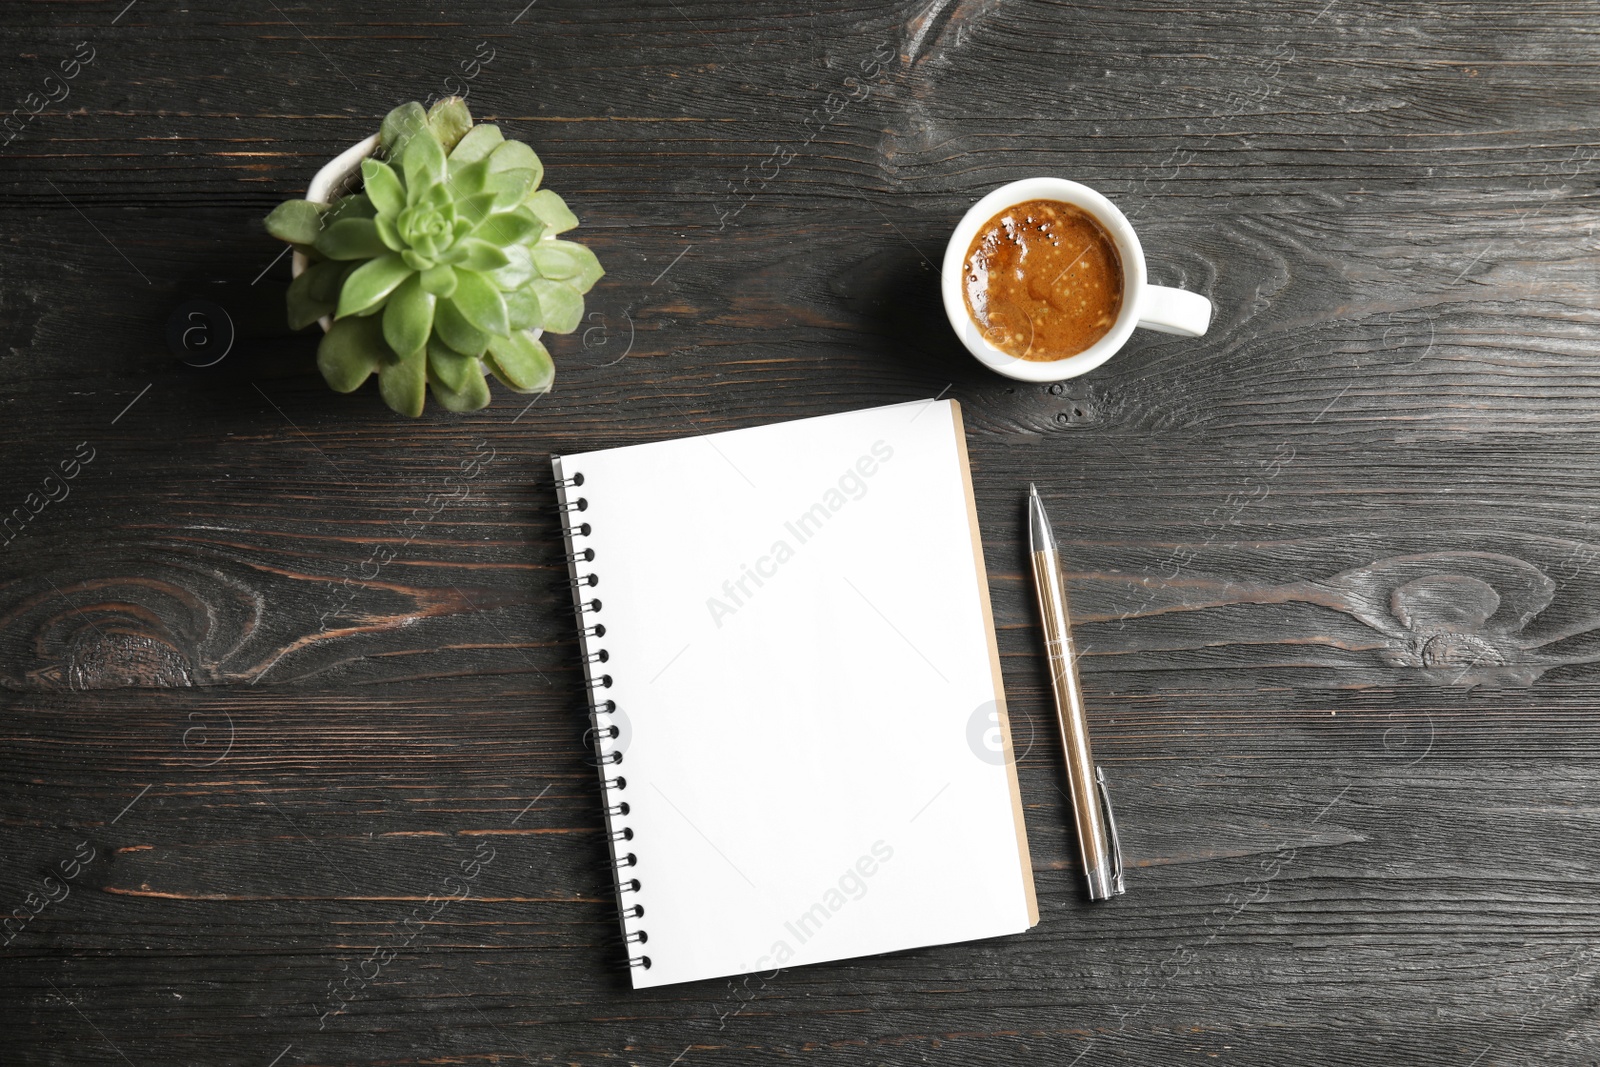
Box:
[1027,484,1055,552]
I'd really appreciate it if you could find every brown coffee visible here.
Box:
[962,199,1124,361]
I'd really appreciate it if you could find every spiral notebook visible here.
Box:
[552,399,1037,988]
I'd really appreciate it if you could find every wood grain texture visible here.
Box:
[3,0,1600,1063]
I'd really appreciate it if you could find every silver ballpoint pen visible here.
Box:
[1028,483,1125,900]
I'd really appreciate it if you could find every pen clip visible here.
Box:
[1094,765,1126,895]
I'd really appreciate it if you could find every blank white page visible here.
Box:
[553,399,1036,989]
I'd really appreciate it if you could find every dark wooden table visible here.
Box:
[5,1,1599,1063]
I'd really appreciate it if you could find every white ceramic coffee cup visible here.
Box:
[941,177,1212,382]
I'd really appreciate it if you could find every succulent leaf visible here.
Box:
[486,139,537,171]
[362,158,407,216]
[426,97,473,153]
[530,278,584,333]
[378,344,427,418]
[489,244,536,292]
[433,297,491,356]
[453,190,497,227]
[401,130,448,199]
[383,273,436,357]
[428,366,492,412]
[380,101,429,155]
[421,181,453,211]
[488,139,542,185]
[450,123,504,164]
[337,253,414,318]
[324,193,378,222]
[318,315,391,392]
[473,207,542,248]
[485,330,555,393]
[450,269,510,336]
[487,169,536,209]
[503,285,543,331]
[316,217,388,261]
[526,189,579,234]
[442,238,509,273]
[265,199,323,244]
[287,266,336,330]
[531,241,580,280]
[306,259,354,303]
[547,239,605,293]
[374,214,405,252]
[427,337,477,392]
[446,158,493,197]
[419,264,458,297]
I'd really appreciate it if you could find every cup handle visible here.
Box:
[1137,285,1212,337]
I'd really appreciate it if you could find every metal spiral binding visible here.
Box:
[555,462,648,972]
[581,722,619,748]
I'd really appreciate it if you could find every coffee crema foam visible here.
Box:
[962,198,1123,361]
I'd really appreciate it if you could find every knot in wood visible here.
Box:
[1417,632,1503,670]
[67,631,193,690]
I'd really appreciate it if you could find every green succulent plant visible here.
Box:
[264,98,603,416]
